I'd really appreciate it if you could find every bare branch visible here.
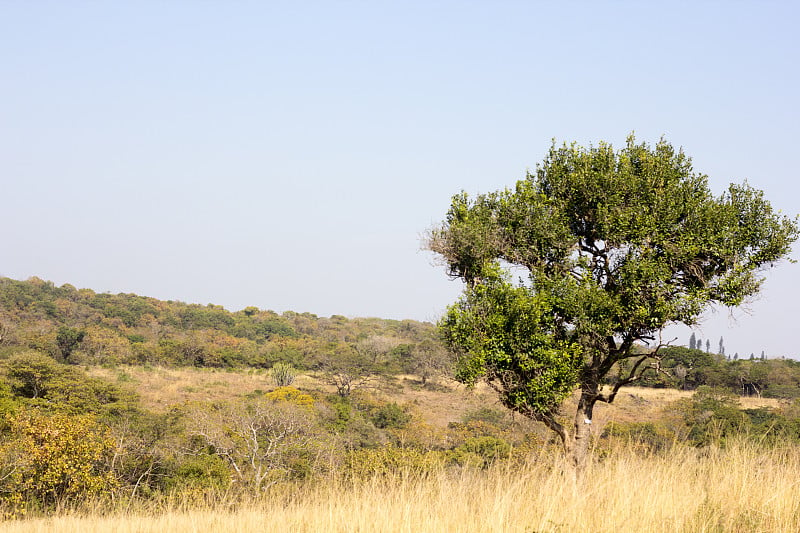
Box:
[597,336,677,404]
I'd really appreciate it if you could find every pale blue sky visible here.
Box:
[1,2,798,357]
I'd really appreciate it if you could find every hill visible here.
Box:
[0,276,447,379]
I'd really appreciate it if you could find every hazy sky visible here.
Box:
[2,2,798,358]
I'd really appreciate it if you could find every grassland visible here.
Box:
[4,440,799,533]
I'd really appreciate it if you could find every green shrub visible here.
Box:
[344,444,445,478]
[270,362,298,387]
[451,435,511,467]
[677,386,750,446]
[371,402,410,429]
[461,407,508,427]
[165,453,231,492]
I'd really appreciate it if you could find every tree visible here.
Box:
[706,339,711,353]
[427,135,797,471]
[56,326,85,363]
[718,337,725,356]
[187,398,318,489]
[689,332,697,350]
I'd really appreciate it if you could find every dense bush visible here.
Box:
[0,410,117,515]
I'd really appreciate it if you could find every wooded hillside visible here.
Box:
[0,276,447,380]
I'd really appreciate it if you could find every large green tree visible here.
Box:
[428,135,797,470]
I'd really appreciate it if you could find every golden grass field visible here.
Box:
[3,441,799,533]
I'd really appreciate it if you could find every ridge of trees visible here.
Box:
[0,276,449,383]
[1,276,800,399]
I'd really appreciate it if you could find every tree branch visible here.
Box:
[597,336,677,404]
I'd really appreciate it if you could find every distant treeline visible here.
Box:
[2,276,800,399]
[0,276,448,381]
[625,345,800,399]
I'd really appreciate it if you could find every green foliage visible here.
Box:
[371,402,411,429]
[429,134,798,461]
[0,277,441,372]
[55,326,85,363]
[2,351,139,416]
[441,267,582,421]
[601,421,677,453]
[4,351,61,399]
[461,407,508,426]
[270,362,298,387]
[677,386,749,446]
[165,453,231,492]
[451,435,512,468]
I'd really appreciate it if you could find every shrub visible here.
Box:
[165,453,231,492]
[344,444,445,478]
[264,386,314,407]
[0,410,118,514]
[451,436,511,468]
[601,421,677,453]
[461,407,508,427]
[371,402,411,429]
[270,362,298,387]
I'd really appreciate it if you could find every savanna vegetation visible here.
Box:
[2,135,799,531]
[1,278,800,530]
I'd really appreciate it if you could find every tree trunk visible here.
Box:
[571,389,596,474]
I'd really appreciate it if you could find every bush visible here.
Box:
[344,444,445,478]
[270,362,298,387]
[165,453,231,492]
[0,410,118,514]
[763,384,800,399]
[451,435,511,467]
[461,407,508,427]
[2,351,139,416]
[371,402,410,429]
[601,421,676,452]
[676,386,750,446]
[264,386,314,407]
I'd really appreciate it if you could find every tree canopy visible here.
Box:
[428,135,798,469]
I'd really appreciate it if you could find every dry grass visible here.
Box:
[88,365,787,436]
[5,440,799,533]
[87,366,504,428]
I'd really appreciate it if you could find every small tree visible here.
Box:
[187,398,317,489]
[56,326,85,363]
[428,135,797,471]
[689,332,697,351]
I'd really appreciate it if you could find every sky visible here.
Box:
[1,2,799,358]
